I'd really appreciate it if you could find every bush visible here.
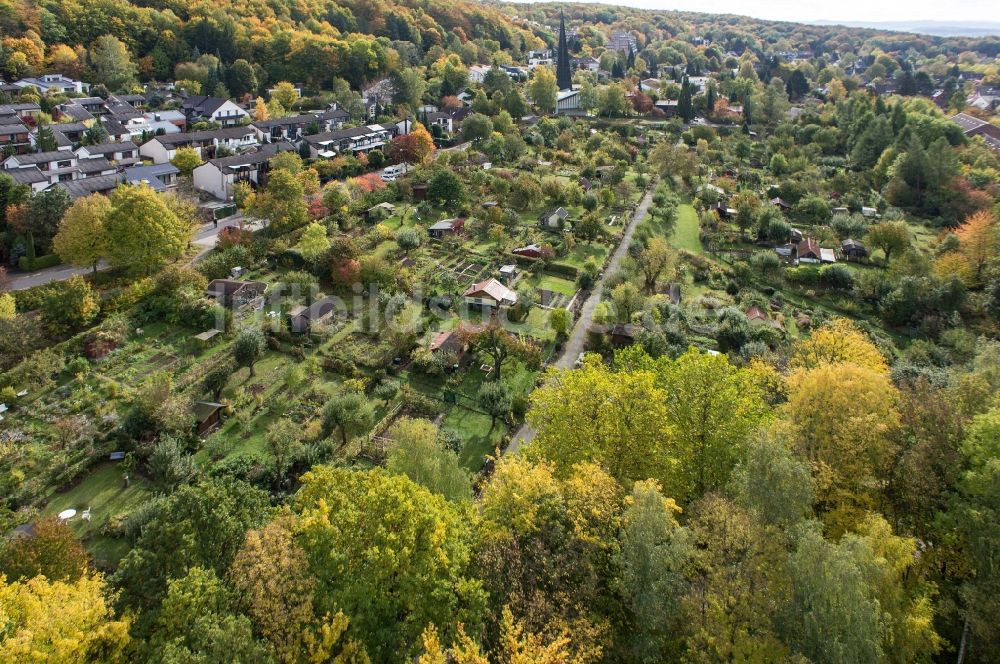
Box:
[819,264,854,290]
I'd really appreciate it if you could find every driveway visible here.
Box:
[504,183,656,455]
[6,213,251,290]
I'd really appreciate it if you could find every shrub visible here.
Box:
[17,254,61,271]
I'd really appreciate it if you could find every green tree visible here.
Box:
[265,418,305,485]
[462,113,493,143]
[617,480,691,662]
[322,391,375,447]
[527,67,557,114]
[527,361,672,487]
[233,328,266,377]
[248,169,308,234]
[293,467,486,661]
[396,227,421,255]
[104,185,189,274]
[637,237,675,293]
[87,35,137,90]
[386,417,471,502]
[40,275,99,333]
[865,220,911,265]
[549,308,570,338]
[295,222,330,262]
[171,147,202,178]
[53,194,111,273]
[114,479,271,614]
[477,380,512,432]
[0,573,131,663]
[781,525,887,664]
[0,517,89,582]
[427,170,466,207]
[148,567,267,663]
[653,349,770,502]
[729,431,814,527]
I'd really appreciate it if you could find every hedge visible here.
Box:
[18,254,61,271]
[544,262,580,279]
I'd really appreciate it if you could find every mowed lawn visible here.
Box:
[671,204,703,253]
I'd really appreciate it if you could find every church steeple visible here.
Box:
[556,10,573,91]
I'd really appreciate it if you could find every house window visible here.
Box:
[57,160,72,169]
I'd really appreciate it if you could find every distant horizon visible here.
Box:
[508,0,1000,32]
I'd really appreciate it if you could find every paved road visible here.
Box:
[504,183,656,455]
[7,214,251,290]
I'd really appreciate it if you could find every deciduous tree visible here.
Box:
[53,194,111,273]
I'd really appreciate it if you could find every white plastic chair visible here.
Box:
[81,507,91,522]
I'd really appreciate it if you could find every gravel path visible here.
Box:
[504,183,656,455]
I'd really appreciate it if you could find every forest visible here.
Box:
[0,0,998,662]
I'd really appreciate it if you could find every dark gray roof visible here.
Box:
[205,142,295,171]
[181,96,229,115]
[80,141,137,155]
[152,125,256,147]
[5,166,47,184]
[53,174,123,198]
[7,150,74,165]
[77,157,115,174]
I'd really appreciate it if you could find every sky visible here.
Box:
[514,0,1000,26]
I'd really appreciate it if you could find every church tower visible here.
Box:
[556,10,573,91]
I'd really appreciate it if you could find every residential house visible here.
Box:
[608,31,638,53]
[0,119,31,154]
[122,163,180,192]
[75,141,140,167]
[428,217,466,239]
[463,278,517,308]
[251,114,324,142]
[3,166,49,192]
[0,102,41,121]
[796,237,822,262]
[139,126,259,164]
[52,173,124,199]
[429,330,463,357]
[654,100,679,117]
[468,65,491,84]
[640,78,661,92]
[425,112,454,134]
[746,306,784,330]
[950,112,1000,151]
[181,96,249,127]
[192,142,295,200]
[312,107,350,130]
[539,206,569,229]
[3,150,80,185]
[289,297,337,333]
[13,73,86,94]
[302,125,394,158]
[571,57,600,72]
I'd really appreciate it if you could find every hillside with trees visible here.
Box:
[0,0,999,662]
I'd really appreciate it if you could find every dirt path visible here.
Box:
[504,183,656,455]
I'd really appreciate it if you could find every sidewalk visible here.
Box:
[5,214,250,291]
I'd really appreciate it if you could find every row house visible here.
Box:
[1,150,117,191]
[139,126,259,164]
[250,109,348,143]
[0,102,41,121]
[302,124,395,159]
[180,96,249,127]
[76,141,141,167]
[0,119,31,155]
[192,142,295,200]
